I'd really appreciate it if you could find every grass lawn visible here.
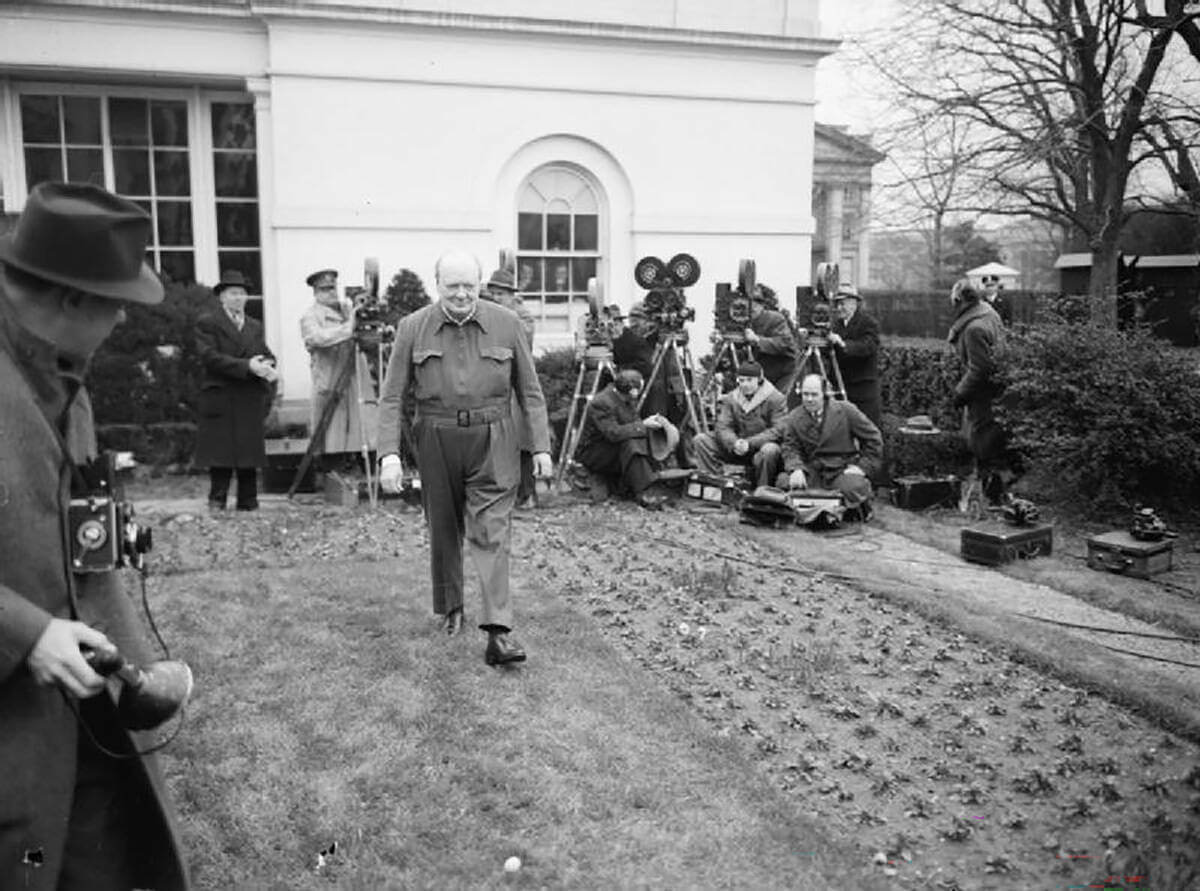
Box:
[151,550,877,889]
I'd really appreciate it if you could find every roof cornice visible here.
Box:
[13,1,841,56]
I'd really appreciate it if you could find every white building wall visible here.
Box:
[0,1,832,403]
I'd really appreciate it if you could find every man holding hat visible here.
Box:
[481,263,538,506]
[575,369,676,510]
[299,268,363,469]
[744,283,798,392]
[0,182,189,889]
[194,268,278,511]
[828,282,882,427]
[690,361,787,488]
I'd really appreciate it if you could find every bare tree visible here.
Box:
[857,0,1200,318]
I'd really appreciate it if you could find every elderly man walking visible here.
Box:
[377,251,552,665]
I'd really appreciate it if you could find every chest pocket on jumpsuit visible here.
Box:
[479,346,513,399]
[412,348,444,401]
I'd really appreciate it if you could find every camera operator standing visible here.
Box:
[827,284,882,427]
[744,285,798,392]
[0,182,189,889]
[299,268,361,472]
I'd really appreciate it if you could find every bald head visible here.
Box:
[799,373,826,413]
[435,250,482,318]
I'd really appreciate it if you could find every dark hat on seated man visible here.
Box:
[736,361,763,379]
[306,268,338,288]
[213,269,252,296]
[0,181,163,305]
[486,267,517,292]
[833,283,861,302]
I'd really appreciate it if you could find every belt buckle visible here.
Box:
[456,409,470,427]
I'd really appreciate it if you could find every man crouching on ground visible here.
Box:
[775,373,883,520]
[376,250,552,665]
[691,361,786,488]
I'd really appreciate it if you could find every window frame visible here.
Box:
[5,81,260,297]
[515,163,605,338]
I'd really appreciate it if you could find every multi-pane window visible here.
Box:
[15,89,261,299]
[20,93,198,284]
[516,166,601,334]
[211,102,261,293]
[110,98,194,284]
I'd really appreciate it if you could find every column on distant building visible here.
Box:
[856,184,872,288]
[825,183,844,284]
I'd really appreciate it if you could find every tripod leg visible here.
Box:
[670,341,708,437]
[355,351,377,507]
[553,361,590,489]
[637,342,668,413]
[288,345,356,499]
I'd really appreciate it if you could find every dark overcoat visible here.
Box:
[193,308,275,468]
[947,300,1006,465]
[0,290,189,890]
[831,307,882,426]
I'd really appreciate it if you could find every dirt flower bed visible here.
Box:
[136,485,1200,890]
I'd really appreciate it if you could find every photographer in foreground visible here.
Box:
[575,369,674,510]
[0,182,188,889]
[299,268,360,472]
[691,361,786,488]
[776,373,883,520]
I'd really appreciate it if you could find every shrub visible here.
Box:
[535,347,579,449]
[878,339,963,432]
[88,282,212,425]
[998,319,1200,510]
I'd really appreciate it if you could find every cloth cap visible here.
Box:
[306,268,338,288]
[0,181,163,305]
[486,267,516,292]
[214,269,252,296]
[735,361,763,379]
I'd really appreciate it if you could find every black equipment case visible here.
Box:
[961,521,1053,566]
[684,472,743,507]
[1086,531,1173,579]
[892,475,961,511]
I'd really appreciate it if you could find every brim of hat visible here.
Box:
[0,234,164,305]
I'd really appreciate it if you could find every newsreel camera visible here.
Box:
[349,257,395,352]
[806,261,841,346]
[635,253,700,343]
[69,451,152,574]
[714,258,759,341]
[581,277,622,353]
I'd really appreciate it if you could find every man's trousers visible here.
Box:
[415,414,519,630]
[692,434,781,488]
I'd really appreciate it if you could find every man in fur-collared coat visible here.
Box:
[691,361,786,488]
[0,182,189,890]
[775,373,883,514]
[299,268,363,465]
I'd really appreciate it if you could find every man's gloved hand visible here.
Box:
[788,469,808,490]
[27,619,111,699]
[733,438,750,456]
[379,455,404,494]
[532,452,553,478]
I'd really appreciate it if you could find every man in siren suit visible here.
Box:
[376,250,552,665]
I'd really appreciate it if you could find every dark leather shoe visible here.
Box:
[485,632,526,665]
[441,607,464,637]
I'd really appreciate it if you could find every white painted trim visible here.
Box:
[0,80,19,211]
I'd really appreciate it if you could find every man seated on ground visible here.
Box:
[575,369,673,510]
[692,361,786,488]
[775,373,883,519]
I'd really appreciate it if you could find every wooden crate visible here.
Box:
[961,522,1053,566]
[892,475,961,511]
[1086,531,1173,579]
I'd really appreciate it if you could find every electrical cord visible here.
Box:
[1015,612,1200,644]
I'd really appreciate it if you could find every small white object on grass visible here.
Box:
[504,856,521,872]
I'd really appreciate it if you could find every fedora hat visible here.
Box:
[833,283,861,302]
[213,269,252,296]
[486,267,516,292]
[647,419,681,462]
[0,181,163,305]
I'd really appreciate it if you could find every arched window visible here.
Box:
[516,165,602,335]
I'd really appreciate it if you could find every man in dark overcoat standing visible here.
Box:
[0,181,189,890]
[193,269,278,510]
[828,283,882,427]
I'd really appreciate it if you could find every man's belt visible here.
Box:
[418,404,511,427]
